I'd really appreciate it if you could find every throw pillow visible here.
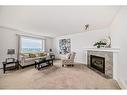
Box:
[29,53,36,58]
[39,52,47,57]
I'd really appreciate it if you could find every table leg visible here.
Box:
[35,62,36,68]
[37,63,40,70]
[3,64,6,74]
[49,60,53,65]
[15,62,18,70]
[52,60,53,65]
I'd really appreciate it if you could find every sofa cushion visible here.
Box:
[24,58,36,62]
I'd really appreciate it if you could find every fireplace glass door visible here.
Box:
[90,55,105,73]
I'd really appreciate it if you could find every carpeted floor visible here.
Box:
[0,60,120,89]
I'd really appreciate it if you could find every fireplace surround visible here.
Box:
[85,48,120,79]
[87,50,113,78]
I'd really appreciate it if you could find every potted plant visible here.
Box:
[93,40,107,48]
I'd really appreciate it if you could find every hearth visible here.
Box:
[90,55,105,73]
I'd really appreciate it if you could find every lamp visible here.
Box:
[7,49,15,58]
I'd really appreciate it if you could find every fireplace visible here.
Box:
[90,55,105,73]
[87,50,113,78]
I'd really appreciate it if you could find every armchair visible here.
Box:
[62,52,76,67]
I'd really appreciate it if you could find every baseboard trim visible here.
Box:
[116,78,127,89]
[75,61,86,64]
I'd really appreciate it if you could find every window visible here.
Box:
[20,36,45,53]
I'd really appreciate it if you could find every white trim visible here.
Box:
[19,36,46,53]
[0,26,53,39]
[16,34,47,40]
[85,48,120,52]
[116,78,127,89]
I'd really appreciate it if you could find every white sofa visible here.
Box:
[19,52,48,67]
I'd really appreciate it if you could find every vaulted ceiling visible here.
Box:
[0,6,121,37]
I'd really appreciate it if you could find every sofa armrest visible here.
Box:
[19,55,25,63]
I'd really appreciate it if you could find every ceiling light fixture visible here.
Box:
[85,24,89,30]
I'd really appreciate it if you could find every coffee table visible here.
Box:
[35,58,53,70]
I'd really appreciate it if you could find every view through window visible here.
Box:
[20,36,45,53]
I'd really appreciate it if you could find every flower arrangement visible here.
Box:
[93,39,107,48]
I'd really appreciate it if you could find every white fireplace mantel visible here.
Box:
[85,48,120,52]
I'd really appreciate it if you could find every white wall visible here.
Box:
[110,7,127,88]
[0,28,53,68]
[0,28,18,68]
[53,28,110,64]
[45,38,53,52]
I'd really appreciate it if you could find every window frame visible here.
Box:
[20,35,45,53]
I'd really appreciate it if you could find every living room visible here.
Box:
[0,5,127,91]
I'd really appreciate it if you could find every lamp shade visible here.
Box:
[7,49,15,55]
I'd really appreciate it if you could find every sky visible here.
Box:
[21,37,42,49]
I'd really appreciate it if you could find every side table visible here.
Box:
[2,58,19,74]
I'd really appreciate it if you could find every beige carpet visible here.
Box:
[0,60,120,89]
